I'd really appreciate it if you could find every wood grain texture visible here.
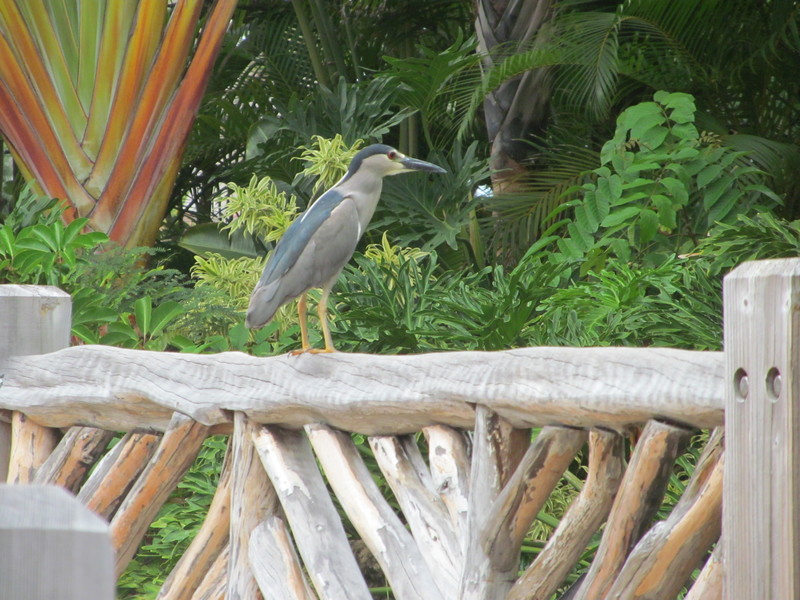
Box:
[77,431,161,519]
[157,443,233,600]
[459,407,529,600]
[685,543,722,600]
[191,543,229,600]
[0,345,724,433]
[306,423,444,600]
[34,426,114,491]
[506,430,625,600]
[572,420,691,600]
[253,426,371,600]
[1,285,70,484]
[6,411,59,483]
[249,517,317,600]
[110,413,209,575]
[423,425,471,543]
[0,419,10,481]
[483,427,588,571]
[723,258,800,600]
[0,284,71,357]
[370,435,462,596]
[228,413,278,600]
[608,428,723,598]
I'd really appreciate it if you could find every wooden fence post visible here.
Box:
[0,484,114,599]
[723,258,800,600]
[0,285,71,482]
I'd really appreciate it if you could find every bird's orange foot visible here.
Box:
[307,347,336,354]
[289,346,336,355]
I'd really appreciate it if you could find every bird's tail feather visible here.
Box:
[245,283,283,329]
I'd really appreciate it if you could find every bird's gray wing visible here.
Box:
[255,188,347,288]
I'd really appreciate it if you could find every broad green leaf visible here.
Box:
[639,209,659,243]
[640,126,669,149]
[29,223,60,251]
[702,178,730,210]
[228,321,249,350]
[652,195,677,230]
[660,177,689,207]
[601,206,641,228]
[0,226,15,255]
[697,164,723,188]
[133,296,153,338]
[150,301,185,337]
[707,188,743,224]
[13,237,51,253]
[179,222,262,259]
[63,217,89,245]
[72,231,109,248]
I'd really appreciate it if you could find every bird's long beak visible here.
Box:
[400,156,447,174]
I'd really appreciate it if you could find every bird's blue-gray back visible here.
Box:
[256,188,349,288]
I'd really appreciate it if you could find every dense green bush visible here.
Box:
[5,88,798,599]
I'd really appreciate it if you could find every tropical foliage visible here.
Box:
[1,0,799,598]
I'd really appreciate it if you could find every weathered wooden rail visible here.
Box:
[0,258,798,600]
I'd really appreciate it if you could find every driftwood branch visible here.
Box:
[6,412,59,483]
[685,542,722,600]
[423,425,471,541]
[483,426,587,571]
[0,345,723,433]
[306,424,444,600]
[370,435,462,595]
[608,428,723,598]
[191,543,229,600]
[249,518,317,600]
[228,413,277,600]
[157,442,233,600]
[77,431,161,519]
[572,420,692,600]
[34,426,114,492]
[459,408,529,600]
[110,413,209,575]
[252,426,371,600]
[506,430,625,600]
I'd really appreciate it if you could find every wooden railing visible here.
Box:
[0,258,798,600]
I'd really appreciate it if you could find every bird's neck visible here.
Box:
[339,171,384,236]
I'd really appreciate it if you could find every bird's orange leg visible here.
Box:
[290,293,312,355]
[310,287,336,353]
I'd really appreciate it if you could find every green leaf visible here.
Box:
[601,206,641,227]
[707,188,743,224]
[660,177,689,207]
[150,301,185,337]
[0,227,16,256]
[640,126,669,149]
[702,178,730,210]
[30,223,61,251]
[13,238,51,253]
[575,203,598,234]
[133,297,153,338]
[697,164,724,188]
[652,195,677,230]
[228,321,249,350]
[639,209,659,243]
[179,223,262,259]
[72,231,108,248]
[63,218,89,245]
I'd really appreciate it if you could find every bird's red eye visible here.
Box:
[387,150,398,160]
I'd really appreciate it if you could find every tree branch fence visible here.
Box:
[0,258,798,599]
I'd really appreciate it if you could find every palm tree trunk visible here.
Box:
[475,0,553,194]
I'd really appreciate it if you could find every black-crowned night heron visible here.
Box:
[245,144,446,353]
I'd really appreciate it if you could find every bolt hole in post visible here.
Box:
[766,367,782,402]
[733,368,749,402]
